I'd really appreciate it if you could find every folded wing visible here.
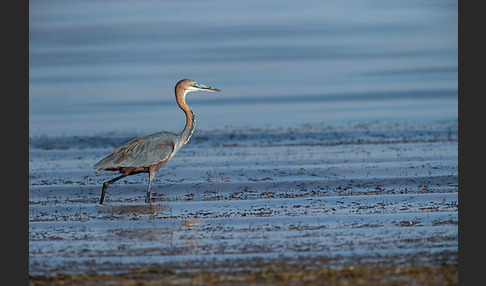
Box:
[94,137,175,171]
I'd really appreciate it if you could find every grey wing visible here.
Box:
[94,136,175,170]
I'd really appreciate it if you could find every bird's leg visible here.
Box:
[145,168,156,204]
[100,174,127,204]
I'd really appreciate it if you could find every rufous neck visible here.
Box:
[175,87,196,142]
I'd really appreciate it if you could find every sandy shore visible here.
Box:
[29,121,458,284]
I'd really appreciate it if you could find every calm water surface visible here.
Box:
[29,0,458,136]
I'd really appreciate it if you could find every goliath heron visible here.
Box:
[93,79,221,204]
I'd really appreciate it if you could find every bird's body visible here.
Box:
[94,131,178,175]
[94,79,221,204]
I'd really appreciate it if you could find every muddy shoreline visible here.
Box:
[30,263,458,285]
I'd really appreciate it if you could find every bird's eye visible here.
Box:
[190,83,194,86]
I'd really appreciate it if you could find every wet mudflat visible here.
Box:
[29,121,458,285]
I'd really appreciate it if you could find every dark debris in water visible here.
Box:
[29,121,457,150]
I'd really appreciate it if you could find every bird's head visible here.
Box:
[178,79,221,93]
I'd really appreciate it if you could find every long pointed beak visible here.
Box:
[194,82,221,92]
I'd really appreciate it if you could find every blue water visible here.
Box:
[29,0,458,136]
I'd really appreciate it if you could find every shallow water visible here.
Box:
[29,123,458,277]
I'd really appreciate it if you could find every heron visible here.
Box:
[93,79,221,204]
